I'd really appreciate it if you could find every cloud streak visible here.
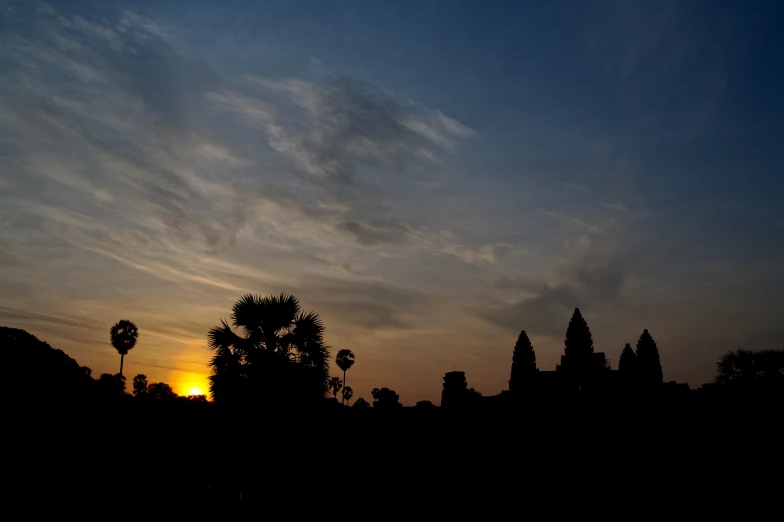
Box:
[1,1,781,403]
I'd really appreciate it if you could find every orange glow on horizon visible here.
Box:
[168,369,210,398]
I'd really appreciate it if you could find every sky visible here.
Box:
[1,0,783,404]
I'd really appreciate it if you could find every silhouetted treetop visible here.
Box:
[371,387,401,409]
[147,382,177,400]
[2,326,93,402]
[133,374,148,397]
[336,349,355,373]
[208,293,330,407]
[110,320,138,355]
[564,308,593,359]
[636,329,663,385]
[618,343,636,374]
[509,330,537,393]
[98,373,126,396]
[329,376,343,398]
[353,397,370,408]
[336,349,355,405]
[341,386,353,404]
[111,319,138,376]
[715,349,784,389]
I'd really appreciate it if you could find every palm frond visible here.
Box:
[212,292,332,404]
[110,319,139,355]
[257,293,300,337]
[298,343,330,373]
[231,294,262,337]
[209,344,241,374]
[293,310,325,343]
[335,348,355,372]
[207,319,241,351]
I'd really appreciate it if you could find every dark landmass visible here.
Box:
[4,325,781,512]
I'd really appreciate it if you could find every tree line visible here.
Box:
[4,293,783,409]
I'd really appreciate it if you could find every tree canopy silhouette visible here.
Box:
[371,387,401,409]
[335,349,355,405]
[353,397,370,408]
[715,349,784,391]
[341,386,353,405]
[110,320,138,376]
[207,293,330,407]
[147,382,177,400]
[133,374,148,397]
[2,326,94,402]
[98,373,126,396]
[329,376,343,399]
[509,330,537,393]
[636,329,663,385]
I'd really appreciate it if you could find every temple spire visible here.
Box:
[509,330,537,393]
[564,308,594,359]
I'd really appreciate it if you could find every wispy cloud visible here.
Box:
[601,201,629,212]
[0,4,500,399]
[209,74,475,183]
[572,218,603,235]
[2,1,778,402]
[561,183,591,194]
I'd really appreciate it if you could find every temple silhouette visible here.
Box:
[441,308,689,408]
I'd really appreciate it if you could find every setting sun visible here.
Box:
[188,387,204,396]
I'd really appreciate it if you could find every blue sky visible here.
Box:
[1,0,782,403]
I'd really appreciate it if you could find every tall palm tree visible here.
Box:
[207,293,330,406]
[341,386,353,406]
[328,376,343,399]
[335,349,355,405]
[110,320,138,377]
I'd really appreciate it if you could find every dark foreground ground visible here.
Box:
[8,396,781,514]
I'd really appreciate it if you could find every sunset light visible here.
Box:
[2,0,782,508]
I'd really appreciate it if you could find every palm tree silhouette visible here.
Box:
[335,349,355,405]
[328,376,343,399]
[110,320,138,377]
[207,293,330,406]
[342,386,353,405]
